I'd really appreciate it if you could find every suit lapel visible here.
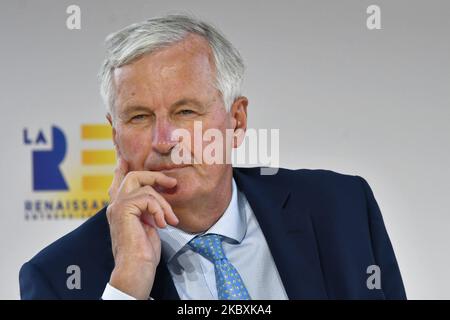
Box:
[233,168,328,299]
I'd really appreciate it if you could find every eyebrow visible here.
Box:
[171,98,205,110]
[122,98,207,114]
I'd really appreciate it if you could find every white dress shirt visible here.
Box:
[103,178,288,300]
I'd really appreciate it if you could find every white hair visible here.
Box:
[99,14,245,114]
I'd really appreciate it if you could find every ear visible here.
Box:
[229,97,248,148]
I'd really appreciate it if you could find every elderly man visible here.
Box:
[19,14,406,300]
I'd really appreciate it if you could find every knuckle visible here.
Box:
[146,196,162,211]
[142,185,154,193]
[154,171,165,179]
[145,193,156,202]
[125,171,136,181]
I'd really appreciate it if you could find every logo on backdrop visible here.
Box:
[24,126,69,191]
[23,124,114,220]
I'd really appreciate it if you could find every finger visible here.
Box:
[121,171,177,195]
[142,224,161,257]
[129,187,177,227]
[109,156,129,201]
[141,212,156,228]
[139,185,179,226]
[129,193,167,228]
[145,194,167,228]
[127,194,167,228]
[145,224,161,246]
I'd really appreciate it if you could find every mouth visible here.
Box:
[150,164,191,173]
[148,165,191,195]
[154,184,178,195]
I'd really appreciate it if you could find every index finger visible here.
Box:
[120,171,177,195]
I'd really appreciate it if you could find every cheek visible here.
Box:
[117,128,151,169]
[202,117,230,155]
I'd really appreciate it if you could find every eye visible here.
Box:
[130,114,148,122]
[177,109,195,116]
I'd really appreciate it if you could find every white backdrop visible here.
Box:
[1,0,449,299]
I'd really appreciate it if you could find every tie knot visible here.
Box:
[189,234,226,262]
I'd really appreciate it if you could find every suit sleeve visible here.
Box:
[358,176,407,299]
[19,261,60,300]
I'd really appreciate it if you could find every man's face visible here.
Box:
[109,34,244,230]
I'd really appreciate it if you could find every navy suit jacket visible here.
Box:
[19,167,406,299]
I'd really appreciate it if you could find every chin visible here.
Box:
[161,186,197,210]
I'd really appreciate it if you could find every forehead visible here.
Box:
[112,34,218,110]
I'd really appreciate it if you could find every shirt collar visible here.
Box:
[158,178,246,264]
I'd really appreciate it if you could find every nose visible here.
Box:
[151,117,178,155]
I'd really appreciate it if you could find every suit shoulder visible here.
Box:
[293,168,363,188]
[292,168,369,204]
[234,167,371,214]
[234,166,364,189]
[20,208,112,299]
[24,207,110,269]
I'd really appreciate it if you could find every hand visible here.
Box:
[106,156,179,300]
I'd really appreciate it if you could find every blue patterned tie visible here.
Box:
[189,234,251,300]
